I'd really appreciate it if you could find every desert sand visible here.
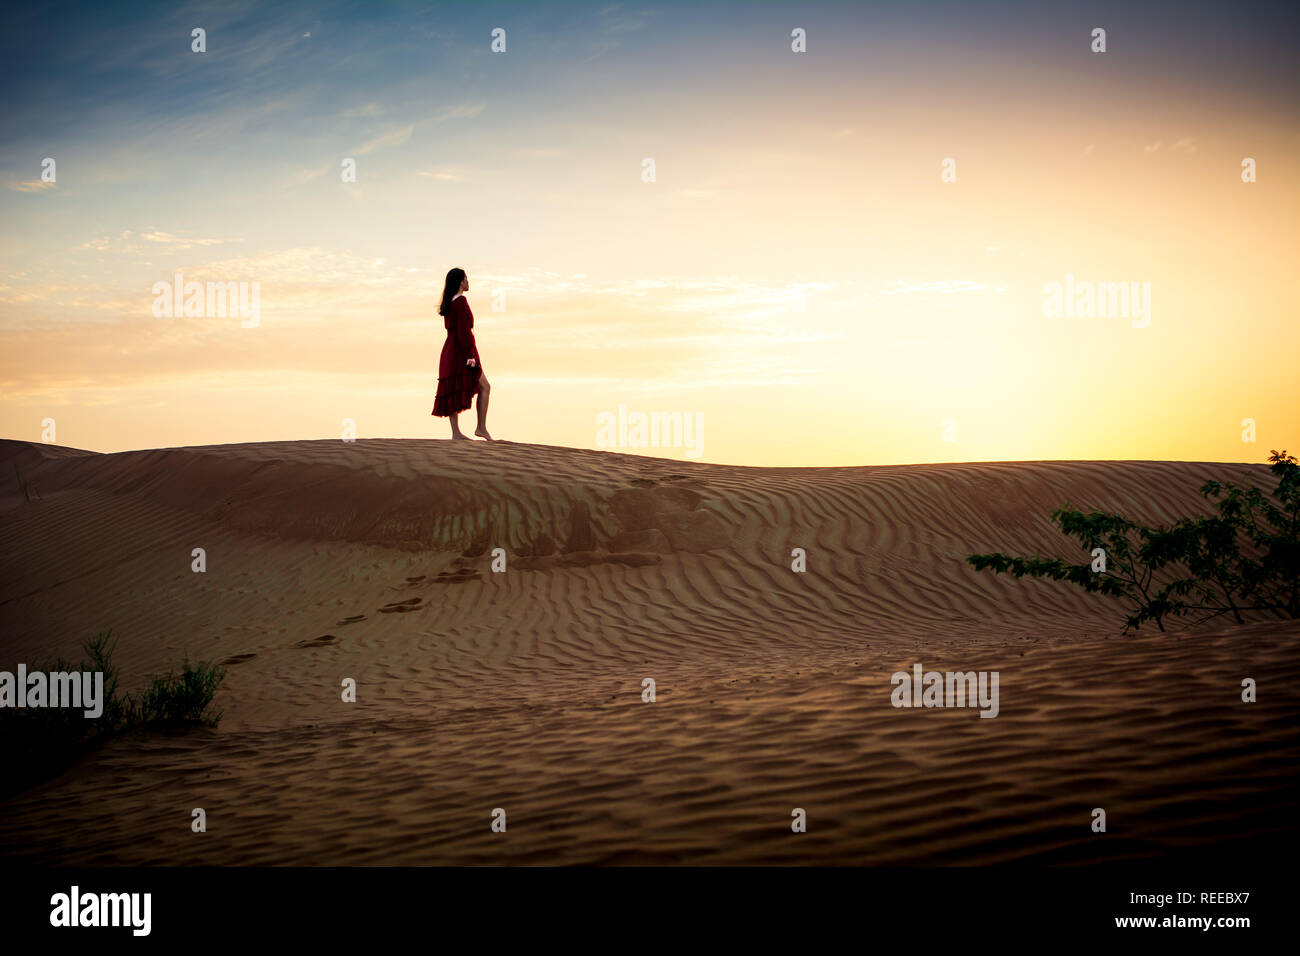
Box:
[0,437,1296,865]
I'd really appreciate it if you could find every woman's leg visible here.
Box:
[474,375,492,439]
[448,410,469,439]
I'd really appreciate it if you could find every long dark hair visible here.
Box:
[438,267,466,316]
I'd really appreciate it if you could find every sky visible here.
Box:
[2,0,1297,466]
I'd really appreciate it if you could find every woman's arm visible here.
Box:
[454,298,477,363]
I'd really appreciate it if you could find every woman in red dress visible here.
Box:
[432,267,491,439]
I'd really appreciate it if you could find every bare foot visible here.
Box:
[450,432,471,440]
[474,427,493,441]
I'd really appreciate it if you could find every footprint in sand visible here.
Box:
[295,634,337,648]
[218,653,257,666]
[336,614,366,625]
[404,575,426,585]
[434,569,480,585]
[378,597,423,613]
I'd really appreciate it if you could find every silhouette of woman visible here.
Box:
[432,267,491,440]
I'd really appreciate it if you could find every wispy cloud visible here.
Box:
[418,168,466,182]
[350,103,484,156]
[354,125,414,155]
[74,230,244,253]
[7,180,55,193]
[1143,137,1197,156]
[138,231,237,248]
[597,3,657,34]
[283,165,329,187]
[432,102,486,123]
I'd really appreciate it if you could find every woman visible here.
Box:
[432,267,491,440]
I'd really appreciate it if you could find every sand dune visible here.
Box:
[0,437,1296,865]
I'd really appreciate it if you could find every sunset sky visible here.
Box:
[2,0,1297,466]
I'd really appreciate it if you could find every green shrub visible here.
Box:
[0,630,225,799]
[968,450,1300,633]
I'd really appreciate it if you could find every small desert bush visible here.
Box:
[968,449,1300,633]
[135,661,225,725]
[0,630,225,799]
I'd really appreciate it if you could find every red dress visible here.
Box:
[432,295,482,417]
